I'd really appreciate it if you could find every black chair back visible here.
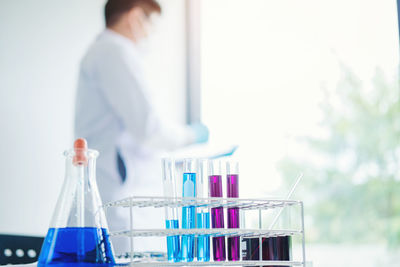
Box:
[0,234,44,265]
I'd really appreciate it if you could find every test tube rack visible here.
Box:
[103,196,306,266]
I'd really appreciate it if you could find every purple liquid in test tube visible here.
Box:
[208,160,226,261]
[227,161,240,261]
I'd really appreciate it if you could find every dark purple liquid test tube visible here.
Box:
[262,236,292,267]
[227,161,240,261]
[209,160,226,261]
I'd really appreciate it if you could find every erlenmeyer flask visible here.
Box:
[38,138,115,266]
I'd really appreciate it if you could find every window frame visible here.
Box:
[185,0,202,124]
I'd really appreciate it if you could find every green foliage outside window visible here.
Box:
[278,65,400,246]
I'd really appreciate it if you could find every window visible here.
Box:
[199,0,400,266]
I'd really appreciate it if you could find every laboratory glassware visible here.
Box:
[262,204,293,266]
[196,159,210,262]
[260,174,303,266]
[38,138,115,265]
[262,236,292,267]
[180,158,197,262]
[103,195,307,266]
[208,160,226,261]
[162,158,180,262]
[242,238,260,262]
[226,161,240,261]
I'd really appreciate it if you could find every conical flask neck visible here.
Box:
[65,149,98,183]
[49,149,107,229]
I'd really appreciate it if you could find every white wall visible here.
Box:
[0,0,186,236]
[143,0,187,124]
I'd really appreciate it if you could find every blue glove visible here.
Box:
[190,122,209,144]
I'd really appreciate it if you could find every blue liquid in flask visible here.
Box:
[165,219,180,262]
[197,211,210,262]
[38,227,115,266]
[181,172,196,262]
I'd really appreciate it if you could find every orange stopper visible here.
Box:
[73,138,88,166]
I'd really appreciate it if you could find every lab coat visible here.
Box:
[75,29,195,254]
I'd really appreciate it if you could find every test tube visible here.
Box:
[262,207,292,267]
[208,160,226,261]
[196,159,210,262]
[180,158,197,262]
[162,158,180,262]
[242,237,260,263]
[226,161,240,261]
[262,236,292,267]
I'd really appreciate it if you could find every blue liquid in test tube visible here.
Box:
[197,212,210,261]
[197,159,210,262]
[162,159,180,262]
[165,219,180,261]
[180,159,197,262]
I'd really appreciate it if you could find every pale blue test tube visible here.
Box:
[196,159,210,262]
[180,158,197,262]
[162,158,180,262]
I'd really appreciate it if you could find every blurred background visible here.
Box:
[1,0,400,266]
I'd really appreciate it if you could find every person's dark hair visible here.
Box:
[105,0,161,27]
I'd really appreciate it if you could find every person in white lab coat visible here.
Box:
[74,0,208,254]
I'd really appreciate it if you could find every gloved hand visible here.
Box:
[190,122,209,144]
